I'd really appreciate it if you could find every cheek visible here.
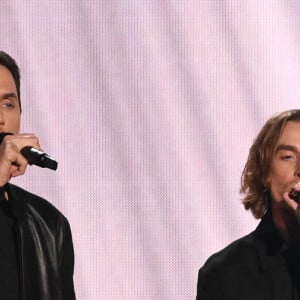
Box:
[4,114,21,133]
[268,168,286,185]
[268,168,295,202]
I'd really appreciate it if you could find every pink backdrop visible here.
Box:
[1,1,300,299]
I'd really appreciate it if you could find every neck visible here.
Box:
[272,202,300,243]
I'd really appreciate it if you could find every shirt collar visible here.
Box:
[254,209,287,271]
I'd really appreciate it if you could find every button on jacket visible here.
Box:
[197,210,300,300]
[7,183,76,300]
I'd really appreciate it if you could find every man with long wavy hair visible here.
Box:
[197,110,300,299]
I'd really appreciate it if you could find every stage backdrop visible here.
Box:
[1,1,300,299]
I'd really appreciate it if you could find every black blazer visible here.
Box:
[7,183,76,300]
[197,210,300,299]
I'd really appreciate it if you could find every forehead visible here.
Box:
[276,121,300,147]
[0,65,17,95]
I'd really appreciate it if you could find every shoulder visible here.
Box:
[197,232,265,299]
[8,183,69,229]
[200,232,258,277]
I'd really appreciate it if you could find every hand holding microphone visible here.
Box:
[0,133,57,170]
[0,132,57,186]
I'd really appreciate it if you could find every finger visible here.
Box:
[0,145,28,185]
[283,192,299,210]
[10,164,27,177]
[3,134,41,151]
[10,155,28,177]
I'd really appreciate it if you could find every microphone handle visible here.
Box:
[20,146,58,170]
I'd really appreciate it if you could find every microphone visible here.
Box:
[289,189,300,204]
[0,133,58,170]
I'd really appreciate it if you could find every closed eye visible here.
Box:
[281,155,295,161]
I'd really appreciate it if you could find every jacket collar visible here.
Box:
[254,209,287,271]
[5,183,26,223]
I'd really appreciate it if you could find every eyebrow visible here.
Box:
[275,144,299,153]
[0,92,18,101]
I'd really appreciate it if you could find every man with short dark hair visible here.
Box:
[197,110,300,299]
[0,50,75,299]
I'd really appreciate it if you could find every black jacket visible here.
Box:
[7,183,76,300]
[197,210,300,299]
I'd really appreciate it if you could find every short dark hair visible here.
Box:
[0,51,21,111]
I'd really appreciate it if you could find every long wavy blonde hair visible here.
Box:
[241,110,300,219]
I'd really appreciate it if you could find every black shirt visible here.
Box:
[0,199,19,299]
